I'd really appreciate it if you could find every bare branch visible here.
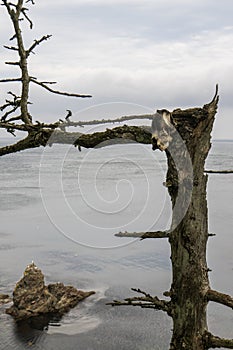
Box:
[0,121,31,132]
[0,91,21,121]
[26,35,52,57]
[5,61,20,65]
[9,34,17,41]
[64,114,153,128]
[131,288,155,298]
[2,0,32,124]
[107,288,171,315]
[0,129,53,157]
[204,331,233,349]
[21,7,33,29]
[203,83,219,115]
[6,2,17,8]
[0,78,22,83]
[205,169,233,174]
[1,105,20,121]
[115,230,169,239]
[4,115,21,122]
[0,124,151,156]
[30,78,92,98]
[209,83,219,105]
[207,289,233,309]
[3,45,18,51]
[40,81,57,85]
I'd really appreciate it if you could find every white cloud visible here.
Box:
[0,1,233,139]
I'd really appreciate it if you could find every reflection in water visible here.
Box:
[14,319,48,347]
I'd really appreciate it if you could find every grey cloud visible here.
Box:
[0,0,233,139]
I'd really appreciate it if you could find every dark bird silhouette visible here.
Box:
[7,127,16,137]
[65,109,72,121]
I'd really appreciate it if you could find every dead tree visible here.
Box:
[1,2,232,349]
[0,0,91,156]
[109,87,233,350]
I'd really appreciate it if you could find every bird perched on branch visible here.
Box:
[151,109,173,151]
[65,109,72,121]
[7,127,16,137]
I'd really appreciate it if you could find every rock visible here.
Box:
[0,294,12,304]
[6,263,95,321]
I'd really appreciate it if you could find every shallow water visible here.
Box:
[0,139,232,349]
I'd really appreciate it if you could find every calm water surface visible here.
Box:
[0,139,232,350]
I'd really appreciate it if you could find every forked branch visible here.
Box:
[107,288,171,315]
[26,35,52,57]
[0,129,53,156]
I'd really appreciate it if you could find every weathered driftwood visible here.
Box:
[6,263,95,322]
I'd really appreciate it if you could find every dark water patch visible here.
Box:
[42,251,105,274]
[0,232,11,237]
[0,244,16,251]
[0,186,40,190]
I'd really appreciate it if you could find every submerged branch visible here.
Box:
[207,289,233,309]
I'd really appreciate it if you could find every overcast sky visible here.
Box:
[0,0,233,139]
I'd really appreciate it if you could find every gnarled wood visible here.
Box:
[167,88,219,350]
[204,332,233,349]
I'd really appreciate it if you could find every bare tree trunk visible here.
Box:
[167,95,218,349]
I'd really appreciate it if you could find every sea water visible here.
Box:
[0,139,232,350]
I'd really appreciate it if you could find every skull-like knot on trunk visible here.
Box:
[151,109,173,151]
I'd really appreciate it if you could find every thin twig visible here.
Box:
[21,7,33,29]
[1,106,20,121]
[3,45,18,51]
[26,35,52,57]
